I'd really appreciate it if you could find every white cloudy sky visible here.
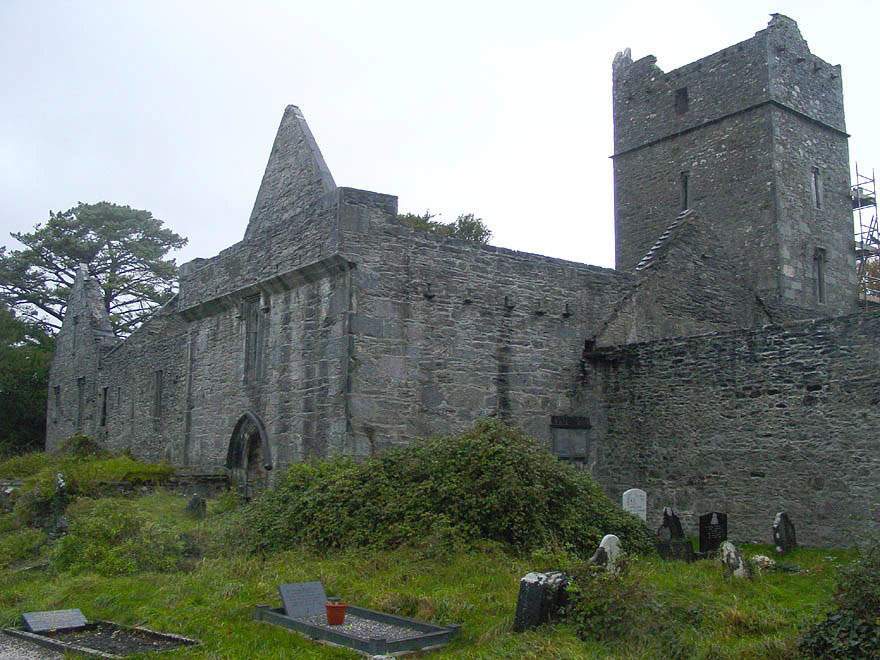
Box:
[1,1,878,269]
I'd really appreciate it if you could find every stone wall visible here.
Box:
[589,312,880,546]
[339,208,634,454]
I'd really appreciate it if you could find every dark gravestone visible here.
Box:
[279,582,328,619]
[22,609,87,632]
[656,507,694,562]
[512,571,569,632]
[699,512,728,554]
[773,512,797,554]
[185,494,207,519]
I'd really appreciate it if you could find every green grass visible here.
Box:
[0,490,854,659]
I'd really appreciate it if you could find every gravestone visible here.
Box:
[589,534,623,574]
[655,507,694,561]
[512,571,569,632]
[622,488,647,521]
[278,582,328,619]
[698,512,728,554]
[720,541,751,578]
[773,512,797,554]
[185,494,207,519]
[22,609,87,632]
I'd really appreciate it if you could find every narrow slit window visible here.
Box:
[680,171,690,211]
[814,248,827,303]
[811,166,822,209]
[152,370,164,430]
[76,377,86,431]
[242,295,264,382]
[674,87,689,114]
[100,386,109,427]
[53,385,61,422]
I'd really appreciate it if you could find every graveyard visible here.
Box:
[0,424,874,658]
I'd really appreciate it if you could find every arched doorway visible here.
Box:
[226,412,272,499]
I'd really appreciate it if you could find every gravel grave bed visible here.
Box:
[298,612,423,641]
[40,622,191,655]
[0,631,63,659]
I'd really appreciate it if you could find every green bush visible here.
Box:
[57,433,109,458]
[0,528,46,569]
[799,538,880,658]
[565,562,654,641]
[52,499,190,576]
[240,419,653,556]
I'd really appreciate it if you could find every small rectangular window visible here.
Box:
[100,386,109,427]
[680,171,690,211]
[811,166,823,209]
[675,87,689,114]
[814,248,827,303]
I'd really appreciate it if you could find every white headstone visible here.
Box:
[599,534,623,574]
[622,488,647,521]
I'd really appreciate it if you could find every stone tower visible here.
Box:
[612,14,856,319]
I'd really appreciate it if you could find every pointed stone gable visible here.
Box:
[68,264,114,339]
[244,105,337,241]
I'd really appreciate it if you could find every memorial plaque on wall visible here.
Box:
[699,512,728,554]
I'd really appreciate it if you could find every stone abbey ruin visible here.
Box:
[47,15,879,545]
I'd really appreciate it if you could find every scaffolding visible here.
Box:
[852,164,880,306]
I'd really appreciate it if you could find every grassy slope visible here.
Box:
[0,491,852,659]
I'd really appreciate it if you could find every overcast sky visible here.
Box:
[2,1,878,269]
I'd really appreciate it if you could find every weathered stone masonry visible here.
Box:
[588,312,880,547]
[47,15,878,545]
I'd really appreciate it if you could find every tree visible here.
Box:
[397,211,492,244]
[0,202,187,336]
[0,303,53,456]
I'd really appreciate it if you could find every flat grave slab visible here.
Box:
[4,622,199,659]
[22,609,87,632]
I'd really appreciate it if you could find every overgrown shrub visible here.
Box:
[9,453,173,527]
[57,433,109,458]
[565,563,654,641]
[239,419,653,556]
[799,537,880,658]
[52,499,190,576]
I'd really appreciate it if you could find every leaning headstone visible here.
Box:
[655,507,694,561]
[185,494,207,519]
[719,541,751,578]
[589,534,623,574]
[279,582,328,619]
[622,488,647,521]
[512,571,569,632]
[698,512,728,554]
[22,609,87,632]
[773,512,797,554]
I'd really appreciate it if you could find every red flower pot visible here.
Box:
[325,602,347,625]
